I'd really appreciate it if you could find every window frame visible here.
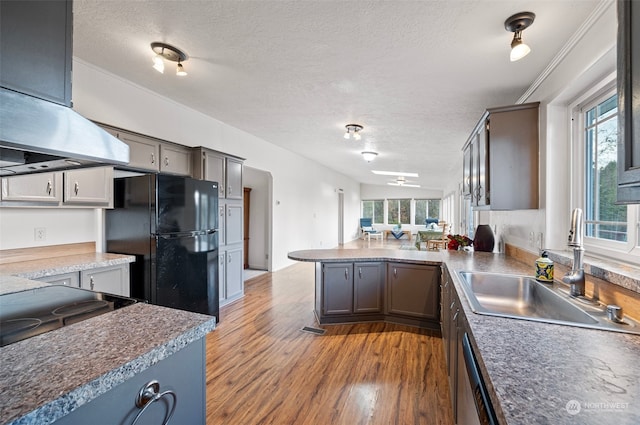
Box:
[361,199,385,225]
[570,81,640,263]
[387,198,411,225]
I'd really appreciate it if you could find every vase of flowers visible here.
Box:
[447,234,473,250]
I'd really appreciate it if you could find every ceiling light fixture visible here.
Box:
[151,42,189,76]
[344,124,363,140]
[361,151,378,162]
[504,12,535,62]
[372,170,419,178]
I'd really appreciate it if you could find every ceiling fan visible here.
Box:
[387,176,420,188]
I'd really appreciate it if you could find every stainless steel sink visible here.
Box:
[458,271,640,335]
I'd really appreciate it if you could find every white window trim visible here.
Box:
[569,78,640,265]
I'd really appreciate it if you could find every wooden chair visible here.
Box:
[427,222,449,250]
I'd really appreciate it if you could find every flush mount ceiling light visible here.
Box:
[361,151,378,162]
[504,12,535,62]
[372,170,419,178]
[387,176,421,188]
[151,42,189,76]
[344,124,363,140]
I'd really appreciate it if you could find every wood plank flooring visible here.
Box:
[206,241,453,425]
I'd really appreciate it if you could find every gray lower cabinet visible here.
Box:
[53,337,206,425]
[386,262,439,320]
[81,264,130,297]
[323,263,354,315]
[353,262,384,313]
[36,263,130,297]
[219,247,243,306]
[36,272,80,288]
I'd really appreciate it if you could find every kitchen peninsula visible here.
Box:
[0,250,216,425]
[288,248,640,425]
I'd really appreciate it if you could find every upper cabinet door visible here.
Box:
[617,0,640,203]
[226,158,243,200]
[160,144,193,176]
[63,167,113,206]
[0,0,72,106]
[117,131,161,172]
[1,172,62,203]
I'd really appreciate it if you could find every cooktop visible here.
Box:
[0,285,137,347]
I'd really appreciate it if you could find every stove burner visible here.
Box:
[1,318,43,337]
[52,300,110,316]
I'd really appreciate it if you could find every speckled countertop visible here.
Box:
[0,253,215,425]
[0,252,135,281]
[289,248,640,424]
[0,302,216,425]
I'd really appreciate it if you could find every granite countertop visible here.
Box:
[0,302,216,425]
[0,252,135,281]
[289,248,640,424]
[288,248,442,265]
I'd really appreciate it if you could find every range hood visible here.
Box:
[0,88,129,176]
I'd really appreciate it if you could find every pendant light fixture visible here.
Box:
[344,124,363,140]
[151,42,189,76]
[504,12,535,62]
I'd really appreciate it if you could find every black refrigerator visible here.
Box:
[106,174,219,322]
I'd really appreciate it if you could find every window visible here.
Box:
[387,199,411,225]
[583,93,627,242]
[361,200,384,224]
[573,84,639,262]
[415,199,441,225]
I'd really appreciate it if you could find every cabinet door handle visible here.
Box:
[228,255,232,263]
[46,180,52,195]
[164,156,170,167]
[220,207,224,216]
[394,268,397,277]
[453,310,459,322]
[74,182,79,195]
[358,267,362,279]
[228,186,232,195]
[344,268,349,280]
[450,301,455,310]
[89,276,95,290]
[132,380,177,425]
[151,153,156,164]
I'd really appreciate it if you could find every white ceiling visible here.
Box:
[73,0,601,190]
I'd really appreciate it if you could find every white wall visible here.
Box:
[0,208,101,250]
[485,1,616,255]
[0,60,361,270]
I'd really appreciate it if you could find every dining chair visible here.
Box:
[427,222,449,250]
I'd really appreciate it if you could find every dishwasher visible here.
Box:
[457,332,498,425]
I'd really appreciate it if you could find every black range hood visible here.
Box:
[0,88,129,176]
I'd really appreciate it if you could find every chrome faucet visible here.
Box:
[563,208,586,297]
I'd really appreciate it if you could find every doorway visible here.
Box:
[243,166,272,280]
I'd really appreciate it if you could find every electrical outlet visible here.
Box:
[34,227,46,241]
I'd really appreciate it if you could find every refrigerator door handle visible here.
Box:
[157,230,215,239]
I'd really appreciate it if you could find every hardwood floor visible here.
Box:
[206,239,453,425]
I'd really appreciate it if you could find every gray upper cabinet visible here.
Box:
[159,144,192,176]
[463,102,539,210]
[63,167,113,206]
[193,147,244,199]
[617,0,640,203]
[117,131,161,172]
[98,124,192,176]
[1,172,61,203]
[0,0,72,106]
[226,158,243,199]
[1,168,113,208]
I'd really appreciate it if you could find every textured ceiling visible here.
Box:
[73,0,601,190]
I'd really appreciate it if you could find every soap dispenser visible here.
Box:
[535,251,554,283]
